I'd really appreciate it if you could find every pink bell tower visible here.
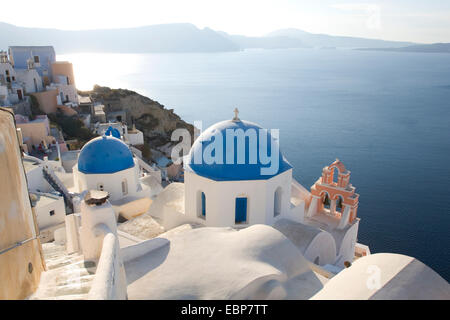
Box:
[306,159,359,229]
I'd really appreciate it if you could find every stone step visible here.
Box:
[38,293,89,300]
[46,256,85,270]
[33,241,97,300]
[52,282,92,296]
[43,250,76,260]
[55,267,95,279]
[54,274,96,287]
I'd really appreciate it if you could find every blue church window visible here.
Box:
[201,192,206,217]
[274,187,282,217]
[235,197,248,224]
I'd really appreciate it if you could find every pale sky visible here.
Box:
[1,0,449,43]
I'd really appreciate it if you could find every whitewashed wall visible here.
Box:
[26,165,53,193]
[126,130,144,146]
[184,169,292,228]
[334,220,360,267]
[73,159,151,201]
[303,231,337,266]
[15,69,43,93]
[34,193,65,230]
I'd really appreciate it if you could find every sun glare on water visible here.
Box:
[57,53,143,91]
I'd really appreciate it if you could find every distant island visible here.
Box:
[264,28,414,49]
[0,22,416,53]
[357,43,450,53]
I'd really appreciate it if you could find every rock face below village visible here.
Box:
[80,85,194,154]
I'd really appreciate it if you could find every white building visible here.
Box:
[184,118,294,227]
[73,135,152,202]
[95,122,145,147]
[48,82,78,106]
[51,61,79,105]
[93,104,106,123]
[125,124,144,146]
[22,156,68,242]
[0,50,44,106]
[15,68,43,94]
[8,46,56,84]
[0,51,24,104]
[30,191,65,230]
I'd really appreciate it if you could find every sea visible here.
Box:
[60,48,450,280]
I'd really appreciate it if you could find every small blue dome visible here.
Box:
[105,126,121,139]
[185,119,292,181]
[78,136,134,174]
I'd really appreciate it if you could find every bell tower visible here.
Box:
[306,159,359,230]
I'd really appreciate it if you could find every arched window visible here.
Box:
[314,256,320,265]
[201,192,206,218]
[235,197,248,224]
[197,191,206,219]
[274,187,282,217]
[322,192,330,209]
[122,179,128,196]
[332,168,339,184]
[336,196,344,213]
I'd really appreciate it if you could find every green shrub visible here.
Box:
[141,143,152,160]
[28,95,45,120]
[47,113,95,144]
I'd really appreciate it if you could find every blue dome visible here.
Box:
[185,119,292,181]
[78,135,134,174]
[105,126,121,139]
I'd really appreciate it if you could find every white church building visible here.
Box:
[137,111,363,269]
[73,133,152,202]
[184,116,295,227]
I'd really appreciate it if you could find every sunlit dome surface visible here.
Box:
[185,119,292,181]
[78,136,134,174]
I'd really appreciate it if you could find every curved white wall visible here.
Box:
[184,169,292,228]
[73,159,147,201]
[303,231,337,266]
[334,220,360,267]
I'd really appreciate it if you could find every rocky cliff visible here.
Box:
[79,85,194,160]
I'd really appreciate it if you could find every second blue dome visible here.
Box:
[78,135,134,174]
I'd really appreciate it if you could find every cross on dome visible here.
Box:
[233,108,240,121]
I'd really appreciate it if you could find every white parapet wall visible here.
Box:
[355,243,371,257]
[120,237,169,263]
[78,191,128,300]
[65,214,81,254]
[88,225,127,300]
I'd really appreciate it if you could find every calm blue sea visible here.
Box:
[61,48,450,280]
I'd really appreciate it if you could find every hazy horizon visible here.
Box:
[1,0,449,44]
[0,21,423,45]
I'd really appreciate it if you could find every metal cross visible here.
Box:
[233,108,240,121]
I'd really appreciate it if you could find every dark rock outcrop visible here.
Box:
[79,85,194,155]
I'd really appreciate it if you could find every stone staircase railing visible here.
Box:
[42,165,74,212]
[132,149,162,184]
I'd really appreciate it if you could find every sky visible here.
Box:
[1,0,449,43]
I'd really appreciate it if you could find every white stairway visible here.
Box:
[28,242,96,300]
